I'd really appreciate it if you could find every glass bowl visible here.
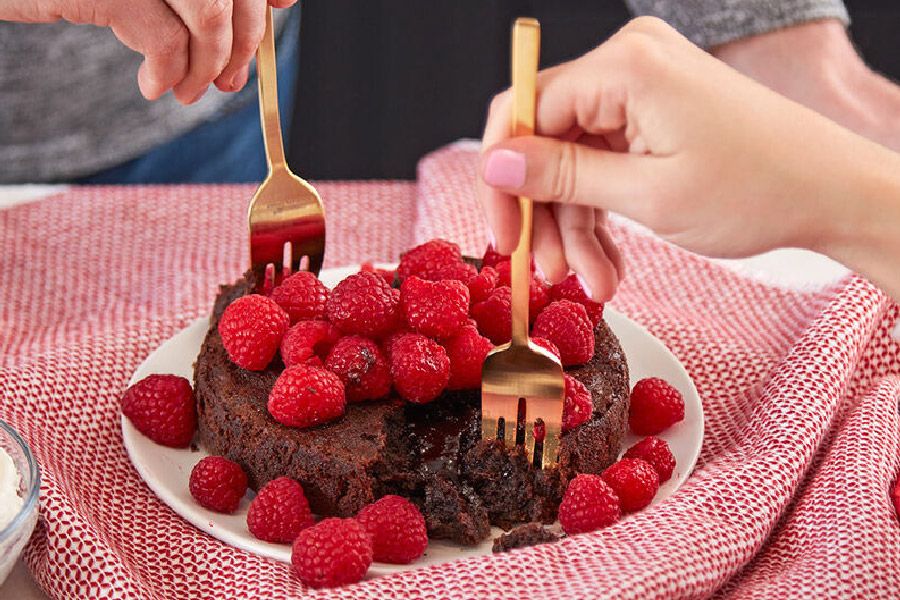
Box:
[0,420,40,586]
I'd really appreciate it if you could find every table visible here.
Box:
[0,183,857,599]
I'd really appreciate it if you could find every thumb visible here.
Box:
[480,136,658,218]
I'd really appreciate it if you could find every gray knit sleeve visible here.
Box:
[623,0,850,48]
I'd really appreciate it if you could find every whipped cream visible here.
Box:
[0,447,22,530]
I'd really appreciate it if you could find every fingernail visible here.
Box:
[483,149,526,189]
[231,68,249,91]
[576,273,594,299]
[190,90,206,104]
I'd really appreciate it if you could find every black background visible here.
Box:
[288,0,900,180]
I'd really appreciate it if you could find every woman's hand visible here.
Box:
[0,0,296,104]
[479,17,900,300]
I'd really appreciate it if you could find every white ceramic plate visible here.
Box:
[123,265,703,576]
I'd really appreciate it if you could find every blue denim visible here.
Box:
[79,8,300,184]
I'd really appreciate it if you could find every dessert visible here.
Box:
[0,447,23,531]
[193,241,631,546]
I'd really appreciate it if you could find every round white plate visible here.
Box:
[123,265,703,576]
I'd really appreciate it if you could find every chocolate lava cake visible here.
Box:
[194,271,629,545]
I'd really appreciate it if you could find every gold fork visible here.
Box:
[481,18,565,469]
[249,7,326,288]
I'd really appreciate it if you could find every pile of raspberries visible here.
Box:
[216,238,606,430]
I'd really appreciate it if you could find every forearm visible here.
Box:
[810,138,900,300]
[624,0,849,48]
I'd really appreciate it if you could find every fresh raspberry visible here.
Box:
[280,320,342,368]
[247,477,314,543]
[529,277,551,320]
[563,374,593,432]
[356,495,428,564]
[893,478,900,521]
[532,300,595,366]
[550,274,604,325]
[531,337,561,360]
[188,456,248,513]
[360,261,397,285]
[291,518,373,588]
[467,266,498,303]
[629,378,685,435]
[601,458,660,513]
[400,276,470,338]
[325,336,391,402]
[121,374,196,447]
[270,271,329,324]
[218,294,290,370]
[326,271,401,338]
[494,258,536,287]
[428,260,478,283]
[268,365,346,428]
[443,326,493,390]
[390,334,450,403]
[558,474,621,534]
[481,244,509,269]
[471,286,512,345]
[380,327,411,361]
[397,239,462,282]
[624,436,676,483]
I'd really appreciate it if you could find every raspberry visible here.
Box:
[291,518,373,588]
[325,336,391,402]
[390,333,450,403]
[629,378,685,435]
[532,300,595,366]
[121,374,196,447]
[893,478,900,521]
[428,260,478,283]
[360,261,397,284]
[531,337,561,360]
[550,274,604,325]
[563,374,593,432]
[471,286,512,345]
[270,271,329,324]
[188,456,248,513]
[624,436,676,483]
[218,294,290,371]
[247,477,314,543]
[280,320,342,368]
[482,244,509,269]
[494,258,535,287]
[401,276,470,338]
[380,327,411,361]
[356,495,428,564]
[601,458,660,513]
[326,271,401,338]
[444,326,493,390]
[529,277,551,320]
[268,365,346,428]
[558,474,621,534]
[467,266,498,303]
[397,239,463,282]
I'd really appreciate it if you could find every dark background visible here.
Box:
[288,0,900,180]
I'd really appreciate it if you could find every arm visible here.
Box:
[478,17,900,301]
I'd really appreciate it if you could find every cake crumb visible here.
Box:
[492,522,560,553]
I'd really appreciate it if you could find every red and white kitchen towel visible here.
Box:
[0,144,898,598]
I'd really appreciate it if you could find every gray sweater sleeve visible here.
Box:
[624,0,850,48]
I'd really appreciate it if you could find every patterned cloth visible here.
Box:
[1,145,897,599]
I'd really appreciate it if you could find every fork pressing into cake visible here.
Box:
[480,18,566,469]
[249,7,326,289]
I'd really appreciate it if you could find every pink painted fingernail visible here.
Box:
[483,149,526,189]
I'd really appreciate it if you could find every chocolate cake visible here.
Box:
[194,271,629,546]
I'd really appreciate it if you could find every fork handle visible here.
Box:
[257,7,286,170]
[510,18,540,347]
